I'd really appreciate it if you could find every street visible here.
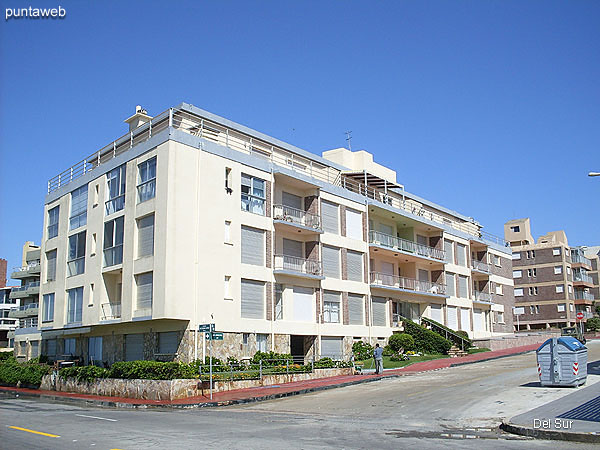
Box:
[1,341,599,449]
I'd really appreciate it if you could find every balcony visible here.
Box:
[370,272,447,297]
[8,303,39,319]
[0,317,18,330]
[571,254,592,268]
[10,262,41,279]
[573,272,594,286]
[273,204,322,233]
[472,290,493,304]
[471,260,491,274]
[574,291,595,302]
[101,303,122,321]
[18,317,38,329]
[9,282,40,299]
[273,255,323,279]
[368,231,445,262]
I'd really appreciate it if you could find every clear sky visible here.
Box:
[1,1,598,281]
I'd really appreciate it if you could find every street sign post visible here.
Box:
[197,324,221,400]
[576,312,584,320]
[513,307,525,331]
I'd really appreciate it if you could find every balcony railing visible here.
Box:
[574,291,595,301]
[471,260,490,273]
[274,255,322,276]
[370,272,446,296]
[103,245,123,268]
[368,231,445,261]
[571,254,592,266]
[101,303,122,320]
[573,272,593,283]
[19,317,38,329]
[11,262,41,275]
[472,290,492,303]
[273,204,321,230]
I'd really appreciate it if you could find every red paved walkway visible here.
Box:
[0,343,541,408]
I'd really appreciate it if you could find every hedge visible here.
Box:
[402,319,452,354]
[0,356,52,387]
[388,333,415,353]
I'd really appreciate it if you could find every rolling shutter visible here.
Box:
[125,334,144,361]
[138,215,155,257]
[46,250,57,281]
[473,309,484,331]
[282,192,302,210]
[444,240,454,263]
[292,286,313,322]
[379,224,393,236]
[447,306,458,330]
[136,272,153,310]
[321,337,343,359]
[241,279,265,319]
[346,208,363,240]
[445,273,455,297]
[158,331,179,354]
[347,250,363,282]
[283,238,303,258]
[461,308,471,331]
[321,200,339,234]
[348,294,364,325]
[372,297,387,326]
[322,245,340,278]
[430,304,443,323]
[381,262,394,276]
[456,244,466,266]
[458,276,468,298]
[241,226,264,266]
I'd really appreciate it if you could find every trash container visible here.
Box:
[536,337,587,387]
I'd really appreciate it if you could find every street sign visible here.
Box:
[205,331,224,340]
[513,307,525,315]
[576,312,584,320]
[198,323,215,332]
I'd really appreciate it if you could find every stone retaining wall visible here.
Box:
[40,367,353,401]
[472,331,559,352]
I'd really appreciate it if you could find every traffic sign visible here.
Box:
[205,332,224,340]
[198,323,215,332]
[576,312,584,320]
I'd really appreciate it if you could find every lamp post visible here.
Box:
[589,172,600,177]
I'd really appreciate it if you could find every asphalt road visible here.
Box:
[1,341,599,449]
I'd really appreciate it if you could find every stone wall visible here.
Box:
[472,331,559,352]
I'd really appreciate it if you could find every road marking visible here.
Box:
[8,426,60,438]
[75,414,117,422]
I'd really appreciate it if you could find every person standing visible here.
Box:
[373,343,384,375]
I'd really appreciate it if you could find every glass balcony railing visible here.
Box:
[101,302,121,320]
[472,290,492,303]
[368,231,445,261]
[573,272,593,283]
[574,291,595,301]
[571,254,592,266]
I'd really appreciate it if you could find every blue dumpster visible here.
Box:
[536,337,587,387]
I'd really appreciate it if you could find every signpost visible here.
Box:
[576,312,585,339]
[513,307,525,332]
[576,312,584,320]
[197,324,221,400]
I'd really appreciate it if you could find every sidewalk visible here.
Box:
[0,343,541,409]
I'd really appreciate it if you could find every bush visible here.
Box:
[403,319,452,354]
[0,352,13,362]
[59,365,109,382]
[587,317,600,332]
[107,361,195,380]
[313,357,353,369]
[352,340,374,361]
[0,356,52,387]
[424,318,472,349]
[388,333,415,353]
[251,351,293,366]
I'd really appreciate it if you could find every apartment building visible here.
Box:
[9,242,42,360]
[38,103,514,365]
[0,287,18,349]
[583,246,599,314]
[505,218,597,330]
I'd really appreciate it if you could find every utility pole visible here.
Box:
[345,131,352,151]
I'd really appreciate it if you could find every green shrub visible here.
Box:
[0,356,52,387]
[352,340,374,361]
[107,361,195,380]
[424,318,472,349]
[587,317,600,332]
[251,351,293,366]
[388,333,415,353]
[59,365,109,382]
[403,319,452,354]
[313,357,353,369]
[0,352,13,362]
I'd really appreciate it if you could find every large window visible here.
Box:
[137,157,156,203]
[47,206,59,239]
[106,165,126,215]
[136,272,153,311]
[241,173,265,215]
[241,279,265,319]
[67,287,83,323]
[346,250,363,282]
[104,216,124,267]
[42,293,54,322]
[323,291,341,323]
[46,250,57,282]
[137,215,155,258]
[241,226,265,266]
[67,231,86,276]
[70,184,88,230]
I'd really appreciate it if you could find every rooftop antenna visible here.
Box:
[345,131,353,151]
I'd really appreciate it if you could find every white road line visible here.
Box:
[75,414,117,422]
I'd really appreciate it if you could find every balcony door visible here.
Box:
[283,238,303,258]
[282,192,303,210]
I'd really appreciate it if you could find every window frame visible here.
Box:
[69,184,88,230]
[42,293,55,322]
[47,206,59,239]
[241,173,266,216]
[137,157,157,203]
[103,216,124,267]
[105,165,126,215]
[67,231,86,277]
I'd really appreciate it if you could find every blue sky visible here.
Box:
[1,0,598,280]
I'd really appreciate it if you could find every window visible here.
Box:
[456,244,466,267]
[512,252,521,260]
[323,291,341,323]
[530,305,535,314]
[225,167,232,193]
[67,287,83,323]
[526,250,536,258]
[137,215,155,257]
[348,293,364,325]
[346,250,363,282]
[46,339,57,357]
[136,272,153,311]
[46,250,57,282]
[567,266,571,275]
[93,184,99,207]
[137,157,156,203]
[67,231,86,276]
[322,245,340,278]
[242,333,249,345]
[568,285,573,294]
[513,270,522,278]
[47,206,59,239]
[556,284,564,293]
[241,173,265,215]
[88,337,102,364]
[64,338,76,356]
[103,216,124,267]
[321,200,339,234]
[224,276,231,300]
[557,303,566,312]
[224,221,231,244]
[554,266,562,275]
[70,184,88,230]
[535,305,540,314]
[158,332,178,355]
[569,303,574,312]
[106,165,126,215]
[527,268,537,277]
[493,255,501,267]
[496,284,503,295]
[445,273,456,297]
[552,248,561,256]
[514,288,524,297]
[346,208,363,240]
[256,334,268,352]
[241,279,265,319]
[510,225,520,233]
[274,284,283,320]
[528,286,538,295]
[444,240,454,263]
[42,293,54,322]
[458,275,468,298]
[497,311,505,323]
[241,226,265,266]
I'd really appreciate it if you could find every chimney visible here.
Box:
[0,258,6,288]
[124,105,153,132]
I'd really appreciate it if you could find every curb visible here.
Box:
[450,348,537,367]
[500,421,600,444]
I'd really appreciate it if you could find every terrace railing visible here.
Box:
[369,231,445,261]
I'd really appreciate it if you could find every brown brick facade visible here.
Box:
[266,282,273,321]
[0,258,6,288]
[304,195,319,215]
[265,180,272,218]
[305,241,319,261]
[315,288,321,323]
[341,248,348,280]
[362,211,368,242]
[512,247,566,267]
[266,230,272,269]
[490,255,512,279]
[340,205,347,237]
[342,292,349,325]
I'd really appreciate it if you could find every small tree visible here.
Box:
[595,302,600,317]
[388,333,414,353]
[586,317,600,332]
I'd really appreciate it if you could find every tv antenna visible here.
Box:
[345,131,353,151]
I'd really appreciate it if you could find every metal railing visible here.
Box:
[16,302,39,312]
[471,259,490,273]
[472,290,492,303]
[137,179,156,203]
[19,317,38,329]
[573,272,594,283]
[369,272,446,295]
[273,204,321,230]
[368,231,445,261]
[101,303,121,320]
[420,316,471,351]
[574,291,595,301]
[571,254,592,266]
[12,262,41,274]
[103,245,123,267]
[274,254,322,276]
